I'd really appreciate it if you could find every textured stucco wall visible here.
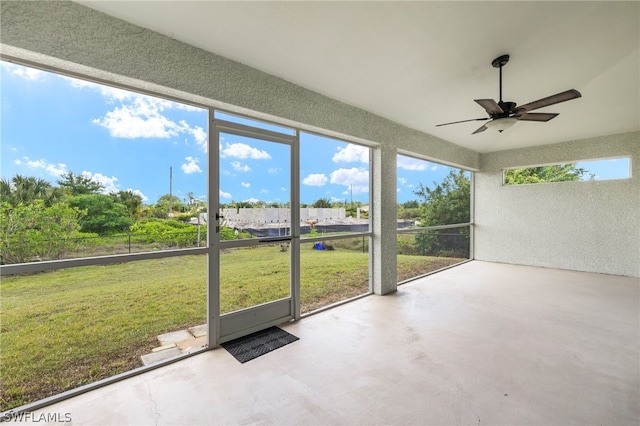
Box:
[475,132,640,277]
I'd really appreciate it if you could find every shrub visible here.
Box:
[129,219,203,248]
[0,201,85,264]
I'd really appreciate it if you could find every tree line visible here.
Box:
[0,172,207,264]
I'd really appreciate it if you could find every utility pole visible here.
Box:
[350,184,353,216]
[169,166,173,217]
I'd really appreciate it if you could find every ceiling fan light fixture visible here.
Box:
[486,117,518,133]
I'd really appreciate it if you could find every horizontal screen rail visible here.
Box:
[396,223,472,234]
[0,247,208,276]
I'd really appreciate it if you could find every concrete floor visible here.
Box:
[26,261,639,425]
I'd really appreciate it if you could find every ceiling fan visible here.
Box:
[436,54,581,134]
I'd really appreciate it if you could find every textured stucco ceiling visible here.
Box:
[76,1,638,153]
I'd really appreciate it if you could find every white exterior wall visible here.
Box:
[475,132,640,277]
[221,208,346,224]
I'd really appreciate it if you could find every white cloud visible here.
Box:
[220,142,271,159]
[260,189,269,194]
[92,97,183,139]
[181,157,202,174]
[15,156,151,198]
[189,125,207,151]
[19,157,68,177]
[333,144,369,163]
[330,196,345,203]
[127,188,149,202]
[68,80,207,150]
[281,187,287,192]
[241,182,251,188]
[1,62,45,81]
[231,161,251,172]
[397,156,429,171]
[220,189,232,199]
[81,171,119,194]
[398,177,407,185]
[302,173,328,187]
[244,197,260,204]
[329,168,369,194]
[268,167,280,174]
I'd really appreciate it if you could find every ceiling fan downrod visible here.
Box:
[492,54,510,104]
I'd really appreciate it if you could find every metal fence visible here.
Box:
[0,230,206,265]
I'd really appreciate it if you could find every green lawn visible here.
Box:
[0,246,463,411]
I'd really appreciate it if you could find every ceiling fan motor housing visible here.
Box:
[496,101,516,117]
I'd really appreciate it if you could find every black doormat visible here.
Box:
[221,326,299,363]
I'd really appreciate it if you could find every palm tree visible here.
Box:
[111,190,143,218]
[1,175,62,206]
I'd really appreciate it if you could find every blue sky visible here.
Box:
[1,61,629,206]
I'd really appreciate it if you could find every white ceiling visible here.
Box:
[77,1,639,153]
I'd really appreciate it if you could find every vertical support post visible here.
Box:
[371,144,397,295]
[469,172,475,260]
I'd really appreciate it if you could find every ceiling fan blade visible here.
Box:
[472,124,488,134]
[474,99,504,115]
[436,117,489,127]
[515,89,581,113]
[516,112,559,122]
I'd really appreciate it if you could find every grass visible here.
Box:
[1,256,207,410]
[0,246,464,411]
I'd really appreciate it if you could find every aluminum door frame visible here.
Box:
[207,116,300,345]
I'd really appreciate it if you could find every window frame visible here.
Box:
[501,156,632,186]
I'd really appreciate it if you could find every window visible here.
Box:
[503,157,631,185]
[0,61,209,411]
[396,154,472,283]
[0,61,208,264]
[299,133,371,313]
